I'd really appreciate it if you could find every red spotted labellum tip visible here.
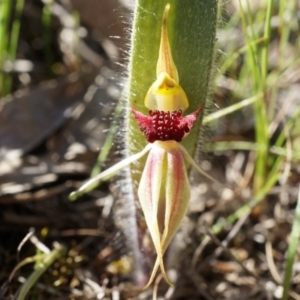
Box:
[131,106,201,143]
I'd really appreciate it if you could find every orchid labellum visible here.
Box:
[72,3,218,288]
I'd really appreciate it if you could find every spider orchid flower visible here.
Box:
[131,4,203,288]
[71,4,217,288]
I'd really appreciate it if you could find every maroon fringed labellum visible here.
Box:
[131,106,201,143]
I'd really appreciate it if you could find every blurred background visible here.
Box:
[1,0,300,299]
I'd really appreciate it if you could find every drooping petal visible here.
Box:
[69,144,153,201]
[138,144,171,286]
[162,145,190,253]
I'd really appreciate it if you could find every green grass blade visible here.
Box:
[245,0,257,41]
[281,185,300,300]
[204,141,300,160]
[269,0,296,120]
[42,0,54,75]
[260,0,274,92]
[212,172,279,235]
[220,37,266,75]
[239,0,274,193]
[0,0,12,96]
[238,0,260,89]
[9,254,47,282]
[203,93,262,125]
[16,244,65,300]
[3,0,25,95]
[278,0,296,71]
[68,102,124,201]
[90,101,123,178]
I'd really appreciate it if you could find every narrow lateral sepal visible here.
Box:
[139,141,190,288]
